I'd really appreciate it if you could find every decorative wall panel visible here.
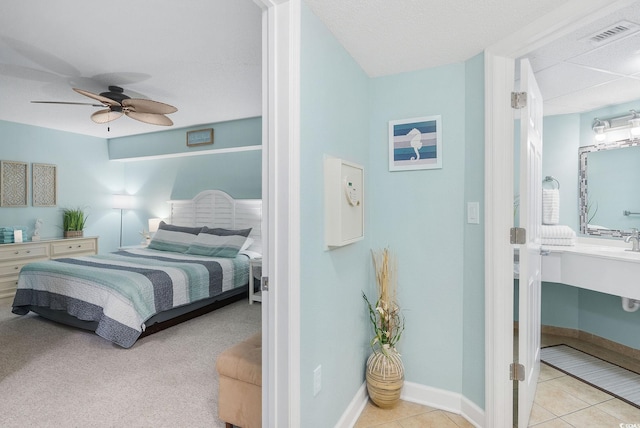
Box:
[1,161,28,207]
[32,163,57,207]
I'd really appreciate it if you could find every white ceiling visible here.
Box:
[0,0,262,139]
[1,1,639,140]
[521,1,640,116]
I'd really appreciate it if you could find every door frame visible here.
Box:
[484,0,635,426]
[254,0,301,427]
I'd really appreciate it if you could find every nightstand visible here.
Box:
[249,258,262,304]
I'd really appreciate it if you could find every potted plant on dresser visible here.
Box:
[62,207,88,238]
[363,247,405,409]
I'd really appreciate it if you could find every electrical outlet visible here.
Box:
[313,365,322,396]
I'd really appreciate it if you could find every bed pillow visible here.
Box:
[185,227,252,258]
[147,221,203,253]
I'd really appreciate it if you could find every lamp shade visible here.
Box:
[112,194,134,209]
[148,218,162,233]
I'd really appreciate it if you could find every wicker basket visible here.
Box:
[365,348,404,408]
[64,230,83,238]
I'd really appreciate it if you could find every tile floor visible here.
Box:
[354,332,640,427]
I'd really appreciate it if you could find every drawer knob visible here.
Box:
[77,245,82,248]
[68,245,73,249]
[14,251,19,255]
[26,250,31,253]
[14,266,19,270]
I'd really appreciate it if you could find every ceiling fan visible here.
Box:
[32,86,177,126]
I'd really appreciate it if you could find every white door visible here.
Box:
[517,58,543,428]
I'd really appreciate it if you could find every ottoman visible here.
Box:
[216,332,262,428]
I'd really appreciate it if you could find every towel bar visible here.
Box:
[623,210,640,216]
[543,175,560,189]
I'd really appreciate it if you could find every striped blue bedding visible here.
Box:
[11,248,249,348]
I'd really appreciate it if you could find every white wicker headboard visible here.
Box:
[168,190,262,255]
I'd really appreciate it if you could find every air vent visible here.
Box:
[583,20,640,46]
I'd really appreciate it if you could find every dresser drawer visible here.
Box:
[0,277,19,299]
[0,244,49,262]
[0,261,31,278]
[50,238,97,258]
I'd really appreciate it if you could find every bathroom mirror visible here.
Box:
[579,139,640,237]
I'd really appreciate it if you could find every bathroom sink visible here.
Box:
[558,245,640,300]
[568,245,640,262]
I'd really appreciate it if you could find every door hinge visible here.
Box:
[511,92,527,109]
[510,227,526,245]
[510,362,525,381]
[261,276,269,292]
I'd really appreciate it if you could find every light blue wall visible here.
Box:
[0,117,261,252]
[462,53,485,408]
[0,120,123,251]
[542,114,580,231]
[109,117,262,246]
[299,4,487,422]
[299,3,372,427]
[109,117,261,159]
[369,62,466,395]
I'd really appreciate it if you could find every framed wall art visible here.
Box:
[388,115,442,171]
[32,163,58,207]
[0,160,28,207]
[186,128,214,147]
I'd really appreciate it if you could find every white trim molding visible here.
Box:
[402,382,485,428]
[334,383,369,428]
[110,145,261,162]
[337,383,485,428]
[256,0,302,427]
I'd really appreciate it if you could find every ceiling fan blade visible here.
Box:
[73,88,120,107]
[122,98,177,114]
[91,109,123,124]
[31,101,104,107]
[125,111,173,126]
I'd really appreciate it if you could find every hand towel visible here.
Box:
[542,189,560,225]
[541,225,575,246]
[541,237,575,246]
[541,224,575,239]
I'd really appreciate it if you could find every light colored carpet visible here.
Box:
[541,344,640,408]
[0,296,261,427]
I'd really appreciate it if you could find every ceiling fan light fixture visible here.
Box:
[34,86,177,128]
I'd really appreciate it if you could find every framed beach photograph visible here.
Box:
[186,128,214,147]
[388,115,442,171]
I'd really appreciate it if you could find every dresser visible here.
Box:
[0,236,98,299]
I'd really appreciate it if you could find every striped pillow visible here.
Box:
[185,227,252,258]
[147,221,202,253]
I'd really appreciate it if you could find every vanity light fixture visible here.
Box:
[592,109,640,141]
[593,123,607,142]
[629,117,640,138]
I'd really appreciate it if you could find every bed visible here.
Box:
[11,190,262,348]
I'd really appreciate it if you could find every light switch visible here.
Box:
[467,202,480,224]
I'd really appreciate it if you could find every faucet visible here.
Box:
[625,228,640,252]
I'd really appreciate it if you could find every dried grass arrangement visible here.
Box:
[363,247,405,408]
[363,248,405,355]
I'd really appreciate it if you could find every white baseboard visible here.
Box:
[336,381,485,428]
[334,382,369,428]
